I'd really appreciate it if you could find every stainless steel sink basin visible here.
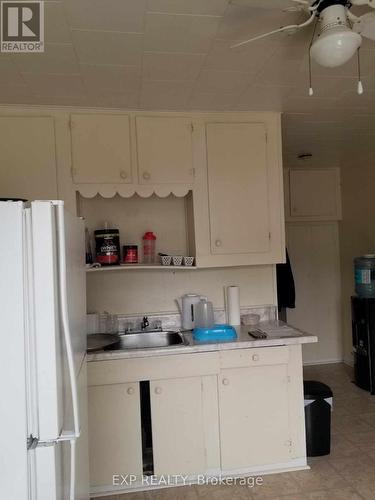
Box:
[105,331,185,350]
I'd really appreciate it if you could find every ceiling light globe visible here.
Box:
[310,29,362,67]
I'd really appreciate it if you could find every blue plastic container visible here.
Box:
[193,324,237,343]
[355,255,375,298]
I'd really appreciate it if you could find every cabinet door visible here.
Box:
[218,363,291,470]
[288,168,341,220]
[71,114,132,184]
[150,376,217,475]
[206,122,270,255]
[0,116,57,200]
[88,382,142,487]
[136,116,194,184]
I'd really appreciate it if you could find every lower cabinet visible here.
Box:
[150,376,219,476]
[88,382,143,487]
[87,346,306,491]
[218,364,291,471]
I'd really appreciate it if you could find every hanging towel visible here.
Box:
[276,249,295,311]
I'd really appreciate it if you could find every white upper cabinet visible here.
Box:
[285,167,342,221]
[71,114,132,184]
[193,114,285,267]
[0,116,57,200]
[135,116,194,184]
[206,122,270,255]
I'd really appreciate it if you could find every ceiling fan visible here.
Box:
[231,0,375,69]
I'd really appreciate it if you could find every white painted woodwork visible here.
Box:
[0,116,57,200]
[286,168,342,221]
[71,114,132,184]
[150,376,215,475]
[135,116,194,184]
[218,357,291,470]
[192,113,285,267]
[88,382,143,486]
[286,222,342,364]
[206,122,269,255]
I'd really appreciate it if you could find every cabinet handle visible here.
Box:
[222,378,229,386]
[252,354,259,361]
[215,239,222,247]
[127,387,135,395]
[120,170,128,180]
[154,387,162,395]
[142,172,151,181]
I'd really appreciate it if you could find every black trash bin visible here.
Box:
[303,380,333,457]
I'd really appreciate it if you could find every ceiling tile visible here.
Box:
[194,69,254,93]
[146,0,229,16]
[0,55,23,80]
[204,39,276,74]
[235,84,294,111]
[65,0,146,33]
[86,90,139,108]
[144,13,220,53]
[72,30,143,66]
[142,52,205,81]
[140,80,193,108]
[255,57,306,87]
[80,64,140,91]
[188,91,237,110]
[12,43,79,74]
[21,73,86,97]
[45,2,72,43]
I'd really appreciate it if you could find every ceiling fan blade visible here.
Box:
[352,12,375,40]
[229,0,310,8]
[231,10,315,49]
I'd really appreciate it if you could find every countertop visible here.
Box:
[87,321,317,362]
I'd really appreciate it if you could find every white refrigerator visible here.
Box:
[0,200,89,500]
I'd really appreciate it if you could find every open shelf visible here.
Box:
[86,264,197,272]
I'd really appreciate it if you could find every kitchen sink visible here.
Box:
[105,331,186,350]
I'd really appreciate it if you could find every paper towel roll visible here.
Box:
[226,286,241,326]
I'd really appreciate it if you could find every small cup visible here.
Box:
[160,255,172,266]
[183,256,194,266]
[172,255,183,266]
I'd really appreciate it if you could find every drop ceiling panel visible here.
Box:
[146,0,229,16]
[142,52,206,81]
[80,64,141,91]
[13,44,80,74]
[72,30,143,66]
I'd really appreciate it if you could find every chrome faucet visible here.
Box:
[141,316,149,330]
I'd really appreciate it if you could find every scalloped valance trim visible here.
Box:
[75,184,192,199]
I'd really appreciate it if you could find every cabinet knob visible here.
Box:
[222,378,229,386]
[252,354,259,362]
[154,387,162,395]
[127,387,135,395]
[120,170,128,180]
[215,239,222,247]
[142,172,151,181]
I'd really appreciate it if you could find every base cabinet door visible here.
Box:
[88,383,143,487]
[218,364,292,471]
[150,376,218,476]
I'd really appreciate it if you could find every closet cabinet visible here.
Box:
[135,116,194,185]
[70,114,133,184]
[285,167,342,221]
[0,116,57,201]
[193,114,285,267]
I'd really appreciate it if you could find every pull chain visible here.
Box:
[308,18,318,96]
[357,49,363,95]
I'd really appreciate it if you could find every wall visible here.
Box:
[339,149,375,364]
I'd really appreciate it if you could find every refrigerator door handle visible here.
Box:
[27,431,79,449]
[55,202,80,500]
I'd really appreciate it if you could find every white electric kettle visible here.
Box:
[175,293,202,330]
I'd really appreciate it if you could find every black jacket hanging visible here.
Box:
[276,249,296,311]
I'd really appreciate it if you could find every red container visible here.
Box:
[94,229,120,265]
[123,245,138,264]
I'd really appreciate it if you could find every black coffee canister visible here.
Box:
[94,229,120,265]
